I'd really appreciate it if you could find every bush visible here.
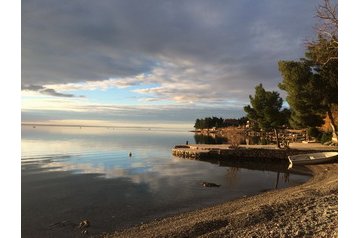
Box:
[307,127,333,144]
[320,132,332,144]
[307,127,321,138]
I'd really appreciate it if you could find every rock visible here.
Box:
[78,219,90,229]
[202,182,221,187]
[295,229,305,236]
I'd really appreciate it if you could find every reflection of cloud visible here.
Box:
[130,162,145,168]
[41,161,129,179]
[29,153,217,192]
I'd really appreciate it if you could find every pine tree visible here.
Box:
[244,84,289,148]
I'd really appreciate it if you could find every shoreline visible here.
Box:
[103,163,337,237]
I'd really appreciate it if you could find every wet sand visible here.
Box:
[104,155,337,237]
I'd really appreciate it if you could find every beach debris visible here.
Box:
[202,182,221,187]
[78,219,90,229]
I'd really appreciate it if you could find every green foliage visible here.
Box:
[307,38,338,107]
[277,0,338,135]
[277,38,338,131]
[278,60,326,129]
[320,132,333,144]
[307,127,321,138]
[194,116,249,129]
[237,116,249,126]
[307,127,333,144]
[194,117,224,129]
[307,36,337,67]
[244,84,289,131]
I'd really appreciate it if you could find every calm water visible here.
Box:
[21,125,310,237]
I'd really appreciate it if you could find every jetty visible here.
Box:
[172,143,338,165]
[172,144,235,159]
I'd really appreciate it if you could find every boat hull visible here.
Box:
[288,152,338,167]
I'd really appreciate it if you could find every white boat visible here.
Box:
[288,152,338,168]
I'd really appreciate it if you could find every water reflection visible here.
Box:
[193,134,228,144]
[179,156,311,190]
[193,133,280,146]
[22,125,189,159]
[22,125,310,238]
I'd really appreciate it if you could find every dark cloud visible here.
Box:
[21,85,44,91]
[40,88,78,98]
[22,0,320,102]
[22,84,82,98]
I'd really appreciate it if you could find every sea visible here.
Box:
[21,125,310,237]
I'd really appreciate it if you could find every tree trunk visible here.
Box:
[274,128,280,148]
[327,109,338,144]
[305,129,310,141]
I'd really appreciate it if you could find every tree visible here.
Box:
[194,119,202,129]
[278,0,338,143]
[244,84,289,148]
[308,0,338,140]
[278,60,326,129]
[306,0,338,136]
[237,116,249,127]
[308,0,337,66]
[194,117,225,129]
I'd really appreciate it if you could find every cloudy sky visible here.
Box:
[21,0,322,129]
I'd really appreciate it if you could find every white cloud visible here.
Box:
[45,75,148,92]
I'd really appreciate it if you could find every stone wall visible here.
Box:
[173,147,338,165]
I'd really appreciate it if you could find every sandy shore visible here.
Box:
[103,162,337,238]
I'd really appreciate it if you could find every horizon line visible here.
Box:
[21,123,193,130]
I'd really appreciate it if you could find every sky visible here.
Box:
[21,0,323,129]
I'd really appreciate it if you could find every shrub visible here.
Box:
[320,132,333,144]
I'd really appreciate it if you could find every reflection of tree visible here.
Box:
[225,167,240,187]
[275,171,291,189]
[283,172,290,183]
[275,171,280,189]
[193,134,228,144]
[194,132,292,146]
